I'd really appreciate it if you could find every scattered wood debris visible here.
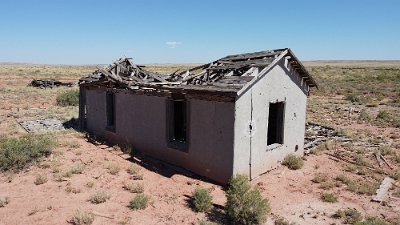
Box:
[304,122,350,153]
[19,118,65,133]
[79,49,317,94]
[372,177,395,202]
[29,79,74,88]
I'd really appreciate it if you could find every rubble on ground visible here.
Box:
[19,118,65,133]
[29,79,74,88]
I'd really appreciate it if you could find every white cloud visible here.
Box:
[165,41,181,48]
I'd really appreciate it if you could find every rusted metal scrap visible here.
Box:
[29,79,73,88]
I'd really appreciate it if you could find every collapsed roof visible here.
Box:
[79,48,317,95]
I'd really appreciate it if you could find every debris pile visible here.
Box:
[79,49,317,92]
[79,58,175,88]
[19,118,65,133]
[29,79,73,88]
[304,122,350,152]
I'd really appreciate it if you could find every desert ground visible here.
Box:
[0,61,399,225]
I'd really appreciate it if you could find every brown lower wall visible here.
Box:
[82,86,235,184]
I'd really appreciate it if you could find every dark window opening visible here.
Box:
[267,102,285,145]
[171,100,187,143]
[106,92,115,130]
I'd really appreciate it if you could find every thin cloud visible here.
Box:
[165,41,181,48]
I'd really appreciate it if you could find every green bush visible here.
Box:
[0,134,55,172]
[320,193,338,203]
[225,175,270,225]
[128,194,149,210]
[192,188,212,212]
[282,154,304,170]
[56,89,79,106]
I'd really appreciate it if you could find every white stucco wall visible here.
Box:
[233,58,309,179]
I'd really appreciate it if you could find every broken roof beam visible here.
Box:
[221,49,285,61]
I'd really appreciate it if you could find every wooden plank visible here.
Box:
[372,177,394,202]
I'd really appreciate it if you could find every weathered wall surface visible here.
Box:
[233,58,309,179]
[82,87,235,183]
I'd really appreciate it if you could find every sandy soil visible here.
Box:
[0,64,399,225]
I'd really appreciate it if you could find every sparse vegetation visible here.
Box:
[127,164,140,175]
[311,173,328,183]
[70,163,85,174]
[88,191,110,204]
[0,197,10,207]
[225,174,270,225]
[128,194,149,210]
[355,217,390,225]
[320,193,338,203]
[274,217,290,225]
[34,174,48,185]
[56,89,79,106]
[107,162,120,175]
[123,183,144,193]
[70,210,94,225]
[192,187,212,212]
[333,208,362,224]
[282,154,304,170]
[0,134,55,172]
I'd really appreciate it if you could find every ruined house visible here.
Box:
[78,48,317,184]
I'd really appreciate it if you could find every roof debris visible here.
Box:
[79,48,317,94]
[29,79,74,88]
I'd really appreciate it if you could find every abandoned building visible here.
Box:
[78,48,317,184]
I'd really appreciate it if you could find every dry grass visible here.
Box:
[123,183,144,193]
[88,191,111,204]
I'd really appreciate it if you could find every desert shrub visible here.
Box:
[312,173,328,183]
[225,174,270,225]
[71,210,94,225]
[358,110,372,122]
[354,217,389,225]
[128,194,149,210]
[88,191,110,204]
[70,163,85,174]
[376,110,391,121]
[34,174,48,185]
[333,208,362,224]
[320,193,338,203]
[378,145,395,156]
[353,154,370,167]
[0,134,55,172]
[192,187,212,212]
[127,164,140,175]
[123,183,144,193]
[56,89,79,106]
[0,197,10,207]
[282,154,304,170]
[107,162,120,175]
[345,94,362,103]
[274,217,290,225]
[335,175,351,185]
[346,180,378,195]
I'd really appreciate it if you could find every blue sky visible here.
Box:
[0,0,399,64]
